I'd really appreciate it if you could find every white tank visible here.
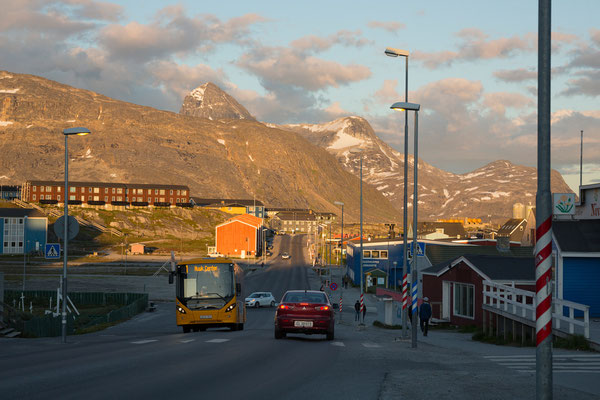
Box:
[513,203,525,219]
[525,204,536,220]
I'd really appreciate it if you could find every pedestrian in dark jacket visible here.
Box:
[419,297,432,336]
[354,300,360,321]
[362,304,367,321]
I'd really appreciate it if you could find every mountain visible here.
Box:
[0,71,397,222]
[277,116,573,222]
[179,82,255,121]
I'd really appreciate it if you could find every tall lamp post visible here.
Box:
[391,102,420,348]
[359,155,365,325]
[62,127,91,343]
[385,47,410,338]
[334,201,344,267]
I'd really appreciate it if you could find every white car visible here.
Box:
[245,292,276,308]
[281,252,290,260]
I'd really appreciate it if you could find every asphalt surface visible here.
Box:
[1,234,599,400]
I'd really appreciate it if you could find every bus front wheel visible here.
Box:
[183,326,191,333]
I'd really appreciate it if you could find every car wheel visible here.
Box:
[326,329,334,341]
[274,327,285,339]
[255,302,260,308]
[270,301,275,307]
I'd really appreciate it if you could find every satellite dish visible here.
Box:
[54,215,79,241]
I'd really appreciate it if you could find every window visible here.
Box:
[94,187,99,193]
[170,190,173,195]
[182,190,187,195]
[104,196,108,201]
[105,188,108,193]
[380,250,388,259]
[155,197,158,203]
[88,196,92,201]
[88,187,91,193]
[155,189,158,195]
[177,190,181,195]
[453,283,475,319]
[371,250,380,258]
[33,186,37,191]
[148,189,151,194]
[176,198,180,203]
[70,187,76,193]
[32,194,36,200]
[363,250,371,258]
[94,196,99,201]
[46,186,51,192]
[112,196,115,201]
[160,189,165,195]
[69,195,76,200]
[117,196,122,201]
[117,188,122,194]
[57,187,61,192]
[57,195,61,201]
[40,186,44,192]
[112,188,116,194]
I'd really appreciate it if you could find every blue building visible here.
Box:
[553,184,600,317]
[0,208,47,255]
[0,185,21,201]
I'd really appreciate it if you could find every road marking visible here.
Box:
[486,354,600,374]
[362,342,381,348]
[331,342,345,347]
[206,339,230,343]
[179,339,195,343]
[131,339,158,345]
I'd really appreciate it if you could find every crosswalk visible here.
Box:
[484,354,600,374]
[130,337,383,349]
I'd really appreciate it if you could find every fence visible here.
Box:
[482,280,590,339]
[3,290,148,337]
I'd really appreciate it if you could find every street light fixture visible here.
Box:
[391,101,420,349]
[62,127,91,343]
[385,47,410,339]
[333,201,344,268]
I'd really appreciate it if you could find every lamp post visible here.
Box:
[359,155,365,325]
[62,127,91,343]
[385,47,410,337]
[334,201,344,268]
[391,102,420,348]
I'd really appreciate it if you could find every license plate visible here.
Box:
[199,315,212,319]
[294,320,313,328]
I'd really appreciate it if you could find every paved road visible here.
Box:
[1,234,598,400]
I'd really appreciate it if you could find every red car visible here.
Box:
[274,290,335,340]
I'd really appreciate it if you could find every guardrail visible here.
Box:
[483,280,589,339]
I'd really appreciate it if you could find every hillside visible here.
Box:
[0,71,398,222]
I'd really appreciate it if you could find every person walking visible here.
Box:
[419,297,432,336]
[362,303,367,322]
[354,300,360,321]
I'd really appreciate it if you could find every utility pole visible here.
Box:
[536,1,553,398]
[580,130,583,189]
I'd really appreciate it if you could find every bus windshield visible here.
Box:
[179,263,234,309]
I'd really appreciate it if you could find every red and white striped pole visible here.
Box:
[360,293,364,324]
[401,274,408,338]
[536,1,552,398]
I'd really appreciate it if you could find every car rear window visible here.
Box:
[283,292,328,304]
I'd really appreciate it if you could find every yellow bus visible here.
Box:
[169,257,246,333]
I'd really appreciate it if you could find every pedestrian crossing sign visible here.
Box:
[45,243,61,259]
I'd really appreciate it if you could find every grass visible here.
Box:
[554,335,593,351]
[75,319,126,335]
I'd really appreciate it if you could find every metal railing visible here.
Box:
[483,280,590,339]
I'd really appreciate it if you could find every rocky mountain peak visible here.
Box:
[179,82,255,121]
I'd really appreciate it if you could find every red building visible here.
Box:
[22,181,190,207]
[215,214,264,258]
[422,255,535,327]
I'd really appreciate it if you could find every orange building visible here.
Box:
[215,214,264,258]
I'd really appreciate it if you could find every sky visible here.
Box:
[1,0,598,193]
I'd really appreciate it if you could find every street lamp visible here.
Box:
[334,201,344,268]
[385,46,410,338]
[62,127,91,343]
[359,155,365,325]
[391,101,420,348]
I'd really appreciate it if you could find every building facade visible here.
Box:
[0,185,21,201]
[0,208,47,255]
[22,181,190,207]
[215,214,264,258]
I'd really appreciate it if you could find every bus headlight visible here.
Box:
[177,306,186,314]
[225,303,236,312]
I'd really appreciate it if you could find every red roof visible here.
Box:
[217,213,263,229]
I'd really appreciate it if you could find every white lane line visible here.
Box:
[131,339,158,345]
[206,339,230,343]
[331,342,345,347]
[362,342,381,348]
[180,339,195,344]
[555,370,600,373]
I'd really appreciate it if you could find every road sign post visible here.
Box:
[45,244,61,259]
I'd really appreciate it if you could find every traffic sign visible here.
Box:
[329,282,338,291]
[54,215,79,241]
[45,243,61,259]
[408,241,425,258]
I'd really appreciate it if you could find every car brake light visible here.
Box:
[315,306,330,311]
[300,303,309,306]
[279,304,290,310]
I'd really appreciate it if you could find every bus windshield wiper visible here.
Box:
[206,292,226,301]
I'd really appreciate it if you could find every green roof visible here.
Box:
[425,244,534,266]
